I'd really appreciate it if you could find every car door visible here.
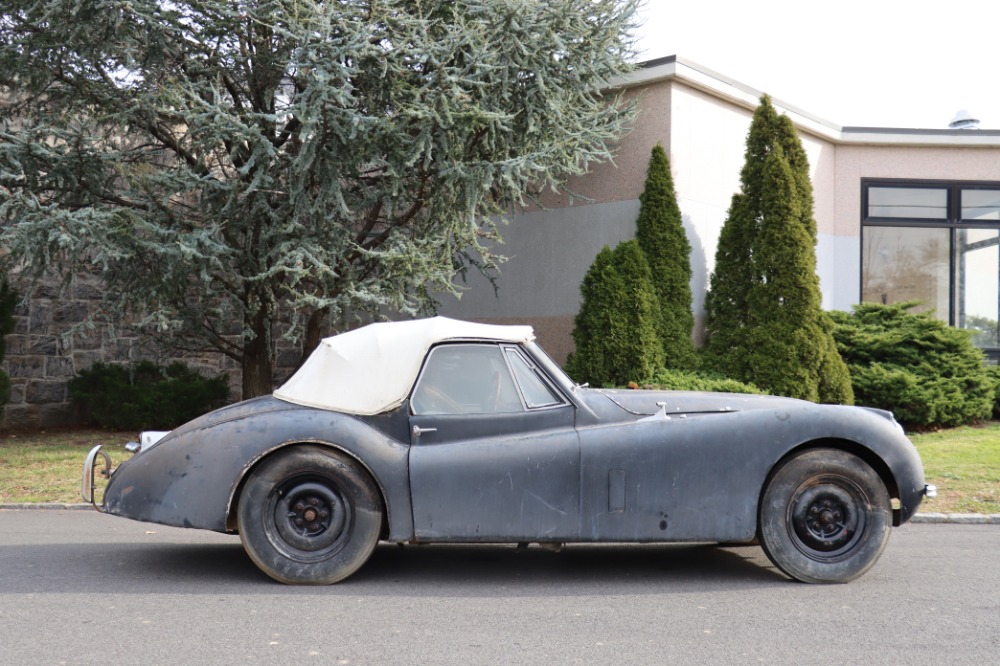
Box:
[408,343,580,541]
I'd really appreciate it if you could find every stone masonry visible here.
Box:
[0,273,301,430]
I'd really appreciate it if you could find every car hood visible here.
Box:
[585,388,807,418]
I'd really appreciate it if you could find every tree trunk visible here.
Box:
[298,307,328,370]
[241,310,274,400]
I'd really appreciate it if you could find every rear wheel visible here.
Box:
[237,446,382,584]
[758,449,891,584]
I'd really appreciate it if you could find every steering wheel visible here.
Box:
[415,385,464,414]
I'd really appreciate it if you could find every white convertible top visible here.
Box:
[273,317,535,415]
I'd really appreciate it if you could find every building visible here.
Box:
[4,55,1000,429]
[439,56,1000,365]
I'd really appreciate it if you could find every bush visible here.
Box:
[987,365,1000,419]
[642,368,765,395]
[69,361,230,430]
[565,241,664,387]
[830,303,993,428]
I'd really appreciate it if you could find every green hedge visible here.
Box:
[642,368,765,395]
[987,365,1000,419]
[69,361,230,430]
[830,303,993,428]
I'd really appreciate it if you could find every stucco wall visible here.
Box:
[438,200,640,362]
[538,80,673,209]
[828,144,1000,310]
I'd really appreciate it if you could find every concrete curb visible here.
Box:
[0,503,95,511]
[1,504,999,524]
[909,513,1000,525]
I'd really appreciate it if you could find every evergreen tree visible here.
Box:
[702,99,783,377]
[635,144,697,370]
[566,247,621,386]
[743,143,822,400]
[566,241,663,387]
[703,96,852,404]
[0,0,639,398]
[777,114,817,242]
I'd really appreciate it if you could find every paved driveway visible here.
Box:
[0,510,997,665]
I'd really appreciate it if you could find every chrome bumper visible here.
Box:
[81,445,112,506]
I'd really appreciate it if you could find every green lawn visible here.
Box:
[910,421,1000,514]
[0,429,131,504]
[1,423,998,513]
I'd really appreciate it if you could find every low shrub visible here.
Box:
[69,361,230,430]
[642,368,765,395]
[987,365,1000,419]
[565,241,664,387]
[830,303,993,428]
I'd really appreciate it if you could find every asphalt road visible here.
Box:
[0,510,997,666]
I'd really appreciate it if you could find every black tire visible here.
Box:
[237,446,382,585]
[758,449,891,584]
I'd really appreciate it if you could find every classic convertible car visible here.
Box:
[83,317,934,585]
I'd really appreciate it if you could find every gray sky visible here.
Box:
[635,0,1000,130]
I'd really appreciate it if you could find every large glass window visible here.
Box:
[958,229,1000,347]
[868,186,947,219]
[862,180,1000,359]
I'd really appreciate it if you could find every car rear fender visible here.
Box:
[224,439,393,539]
[101,401,413,538]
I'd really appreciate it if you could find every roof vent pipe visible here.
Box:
[949,109,980,129]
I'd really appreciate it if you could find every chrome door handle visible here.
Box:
[412,425,438,437]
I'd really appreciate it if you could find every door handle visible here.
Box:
[412,425,438,437]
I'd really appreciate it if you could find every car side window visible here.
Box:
[504,347,564,409]
[411,344,523,415]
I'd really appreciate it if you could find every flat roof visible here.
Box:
[616,56,1000,147]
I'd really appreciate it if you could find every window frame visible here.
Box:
[861,178,1000,360]
[409,342,570,416]
[501,344,568,410]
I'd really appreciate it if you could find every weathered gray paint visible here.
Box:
[95,342,928,544]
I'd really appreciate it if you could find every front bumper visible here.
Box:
[81,445,112,506]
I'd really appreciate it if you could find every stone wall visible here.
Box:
[0,274,300,430]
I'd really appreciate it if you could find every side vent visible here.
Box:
[609,469,626,512]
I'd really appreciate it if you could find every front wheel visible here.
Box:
[758,449,891,584]
[237,446,383,584]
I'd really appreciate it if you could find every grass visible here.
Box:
[0,428,132,505]
[910,421,1000,514]
[0,423,998,513]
